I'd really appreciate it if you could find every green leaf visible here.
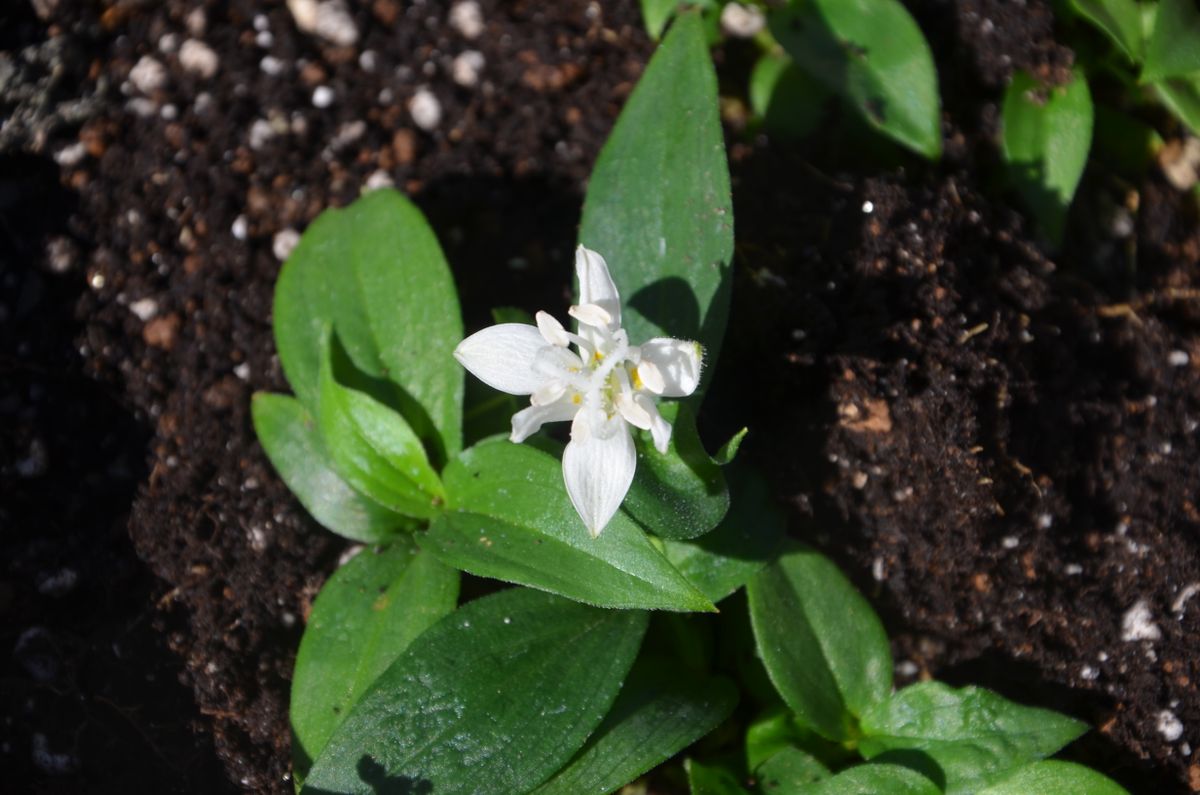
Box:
[747,545,893,741]
[978,760,1130,795]
[290,540,459,787]
[662,465,783,603]
[686,758,752,795]
[755,747,830,793]
[712,426,748,466]
[1154,74,1200,133]
[798,763,941,795]
[425,438,715,612]
[1001,69,1094,244]
[1143,0,1200,81]
[273,188,463,461]
[251,393,406,542]
[579,10,734,383]
[532,658,737,795]
[1093,105,1164,177]
[859,682,1089,794]
[625,402,729,540]
[303,588,648,794]
[641,0,678,38]
[769,0,942,159]
[316,331,446,518]
[1071,0,1145,62]
[749,52,830,140]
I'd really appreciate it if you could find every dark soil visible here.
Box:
[3,0,1197,793]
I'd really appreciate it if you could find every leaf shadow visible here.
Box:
[302,756,434,795]
[329,329,447,469]
[628,275,702,343]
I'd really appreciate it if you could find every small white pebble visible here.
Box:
[895,660,919,678]
[260,55,285,76]
[331,120,366,149]
[231,215,249,241]
[158,33,180,54]
[1157,710,1184,742]
[1080,665,1099,681]
[256,30,274,48]
[289,0,358,46]
[179,39,219,78]
[185,7,206,35]
[249,118,276,150]
[273,228,300,261]
[129,55,167,93]
[248,526,269,552]
[1036,513,1053,529]
[312,85,335,108]
[233,362,251,381]
[871,557,885,582]
[1098,651,1109,662]
[32,734,77,775]
[37,568,78,597]
[1121,599,1162,642]
[359,49,378,72]
[363,170,394,192]
[338,544,365,567]
[409,87,442,130]
[1168,350,1190,367]
[451,50,485,88]
[861,200,874,213]
[54,142,86,167]
[449,1,484,39]
[127,97,155,117]
[129,298,158,321]
[1171,582,1200,614]
[1001,536,1020,549]
[1064,563,1083,576]
[720,2,766,38]
[254,14,270,31]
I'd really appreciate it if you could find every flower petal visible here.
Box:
[563,422,637,537]
[639,338,704,397]
[636,393,673,454]
[454,323,550,395]
[510,395,579,443]
[615,390,653,430]
[576,245,621,328]
[535,311,570,347]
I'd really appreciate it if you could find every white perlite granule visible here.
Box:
[1120,599,1162,642]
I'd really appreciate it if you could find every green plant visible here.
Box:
[253,10,1129,794]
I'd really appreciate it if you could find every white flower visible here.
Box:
[454,245,704,537]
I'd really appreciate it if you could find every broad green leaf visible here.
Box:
[291,540,459,787]
[745,706,849,773]
[642,0,678,38]
[799,763,941,795]
[1143,0,1200,81]
[859,682,1088,794]
[686,758,752,795]
[625,403,729,539]
[978,760,1130,795]
[303,588,647,794]
[756,747,830,793]
[662,466,783,603]
[747,545,893,741]
[1071,0,1145,62]
[1001,69,1094,244]
[252,393,405,542]
[317,332,446,518]
[1154,74,1200,133]
[274,188,463,461]
[769,0,942,159]
[533,658,737,795]
[579,11,734,383]
[425,438,715,612]
[749,52,830,140]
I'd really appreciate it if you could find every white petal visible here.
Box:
[563,422,637,537]
[533,345,585,382]
[575,245,621,328]
[535,311,569,347]
[634,360,665,395]
[454,323,549,395]
[639,338,703,397]
[510,395,579,443]
[636,394,673,454]
[615,390,652,430]
[530,379,566,406]
[568,302,613,329]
